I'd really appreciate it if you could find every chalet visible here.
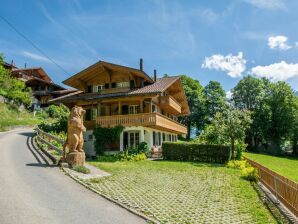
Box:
[3,62,76,108]
[50,59,190,156]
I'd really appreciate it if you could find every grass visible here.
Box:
[0,103,40,131]
[244,152,298,183]
[72,165,91,174]
[87,160,276,224]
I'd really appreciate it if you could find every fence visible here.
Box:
[35,127,64,156]
[245,157,298,217]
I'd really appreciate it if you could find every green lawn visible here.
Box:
[244,152,298,183]
[0,103,40,131]
[87,160,276,224]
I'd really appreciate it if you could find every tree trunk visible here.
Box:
[231,138,235,160]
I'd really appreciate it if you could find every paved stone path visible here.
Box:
[0,128,146,224]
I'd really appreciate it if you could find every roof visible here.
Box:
[25,77,65,90]
[12,67,52,82]
[50,76,179,102]
[131,76,179,94]
[63,60,154,89]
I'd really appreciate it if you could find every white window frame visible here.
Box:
[129,105,139,114]
[128,131,140,148]
[116,82,130,88]
[91,108,97,120]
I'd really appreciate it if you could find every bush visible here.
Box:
[226,160,248,169]
[72,165,91,174]
[93,126,124,155]
[241,166,258,181]
[162,142,230,164]
[46,104,69,119]
[138,142,149,153]
[116,150,147,161]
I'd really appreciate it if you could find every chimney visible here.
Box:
[139,58,143,71]
[154,69,157,82]
[25,63,27,68]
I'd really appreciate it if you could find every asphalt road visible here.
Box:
[0,128,146,224]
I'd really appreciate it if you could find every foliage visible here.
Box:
[179,75,206,139]
[232,76,298,155]
[226,160,258,181]
[162,142,230,164]
[38,116,68,133]
[72,165,91,174]
[241,166,258,181]
[203,80,227,120]
[138,141,149,153]
[116,150,147,161]
[93,126,124,155]
[46,104,69,119]
[93,155,118,162]
[0,103,40,131]
[200,107,252,159]
[0,55,32,106]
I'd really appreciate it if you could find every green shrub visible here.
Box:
[162,142,230,164]
[116,150,147,161]
[241,166,258,181]
[93,126,124,155]
[46,104,69,119]
[72,165,91,174]
[138,142,149,153]
[226,160,248,169]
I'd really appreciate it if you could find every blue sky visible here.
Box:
[1,0,298,91]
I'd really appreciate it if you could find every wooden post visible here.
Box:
[118,101,121,115]
[140,100,143,113]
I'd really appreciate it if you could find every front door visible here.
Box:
[123,131,140,149]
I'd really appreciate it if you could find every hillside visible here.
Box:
[0,103,40,131]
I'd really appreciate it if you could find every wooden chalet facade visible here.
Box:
[4,63,76,108]
[51,60,190,156]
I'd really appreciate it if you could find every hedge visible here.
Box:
[162,142,230,164]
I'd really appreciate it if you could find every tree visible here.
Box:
[0,55,32,106]
[292,97,298,156]
[232,76,265,110]
[265,82,297,154]
[179,75,206,139]
[203,81,226,120]
[201,107,252,159]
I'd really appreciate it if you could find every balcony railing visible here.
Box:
[97,113,187,134]
[159,96,182,114]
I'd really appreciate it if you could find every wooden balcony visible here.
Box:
[97,113,187,134]
[159,96,182,114]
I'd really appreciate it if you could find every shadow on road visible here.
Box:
[25,134,57,168]
[18,132,34,137]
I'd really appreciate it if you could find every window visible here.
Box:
[93,85,104,92]
[111,83,116,88]
[162,133,165,141]
[130,80,135,88]
[158,132,161,145]
[152,104,157,113]
[129,105,139,114]
[153,131,156,145]
[87,85,92,93]
[91,108,97,120]
[116,82,129,88]
[85,109,91,121]
[169,134,172,142]
[104,83,110,89]
[127,131,140,148]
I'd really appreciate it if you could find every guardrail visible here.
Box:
[35,127,64,155]
[245,157,298,217]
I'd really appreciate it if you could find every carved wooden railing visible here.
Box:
[35,127,64,155]
[97,113,187,134]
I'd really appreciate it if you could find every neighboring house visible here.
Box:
[3,62,76,108]
[50,59,190,156]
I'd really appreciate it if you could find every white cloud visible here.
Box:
[268,35,291,50]
[251,61,298,81]
[243,0,285,10]
[201,9,219,24]
[22,51,51,63]
[226,90,232,99]
[202,52,246,78]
